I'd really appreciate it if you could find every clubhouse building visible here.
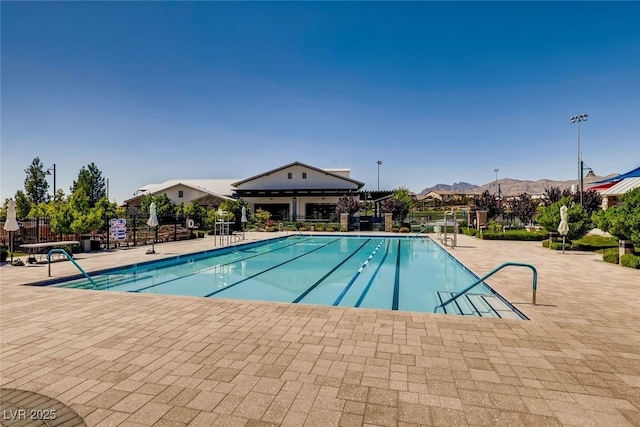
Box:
[124,161,376,222]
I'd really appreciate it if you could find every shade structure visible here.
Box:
[146,202,159,254]
[558,205,569,253]
[592,166,640,184]
[3,200,20,265]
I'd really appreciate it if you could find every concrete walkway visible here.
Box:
[1,233,639,426]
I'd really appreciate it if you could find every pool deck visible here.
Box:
[1,232,639,426]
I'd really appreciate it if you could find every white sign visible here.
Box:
[110,218,127,241]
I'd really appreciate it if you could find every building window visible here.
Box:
[302,172,307,179]
[178,190,184,198]
[287,172,292,179]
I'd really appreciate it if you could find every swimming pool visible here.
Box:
[52,235,522,318]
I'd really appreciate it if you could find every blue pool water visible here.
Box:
[53,236,521,317]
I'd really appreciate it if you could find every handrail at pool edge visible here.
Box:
[48,248,98,289]
[434,262,538,313]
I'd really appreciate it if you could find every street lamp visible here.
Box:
[580,160,596,198]
[376,160,383,191]
[45,163,56,198]
[570,114,588,205]
[493,168,499,196]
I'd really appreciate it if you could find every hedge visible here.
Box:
[480,230,549,241]
[541,240,567,250]
[0,248,7,262]
[621,253,640,269]
[602,248,619,264]
[571,235,619,252]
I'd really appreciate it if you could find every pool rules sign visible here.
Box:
[110,218,127,241]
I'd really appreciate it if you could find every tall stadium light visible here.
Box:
[570,114,588,205]
[376,160,383,191]
[493,168,499,196]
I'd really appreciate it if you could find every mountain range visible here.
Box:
[418,174,617,196]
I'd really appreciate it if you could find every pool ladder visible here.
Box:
[48,248,98,289]
[434,262,538,314]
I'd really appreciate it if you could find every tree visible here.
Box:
[141,194,175,224]
[381,198,410,224]
[543,186,562,207]
[184,200,206,227]
[0,199,9,221]
[14,190,32,218]
[537,196,591,241]
[593,187,640,245]
[71,163,106,208]
[578,189,602,217]
[380,187,415,224]
[336,195,362,219]
[475,190,504,220]
[24,157,49,205]
[510,193,538,225]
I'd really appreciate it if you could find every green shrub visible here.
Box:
[602,248,619,264]
[571,235,619,251]
[621,253,640,269]
[340,227,348,232]
[480,230,549,241]
[299,227,308,232]
[196,231,205,238]
[462,227,478,237]
[399,227,410,233]
[541,240,565,250]
[537,196,591,241]
[0,248,7,262]
[487,221,504,233]
[391,228,400,233]
[265,227,275,232]
[326,223,341,230]
[314,224,325,231]
[325,227,334,232]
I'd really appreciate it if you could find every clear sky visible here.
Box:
[2,2,639,204]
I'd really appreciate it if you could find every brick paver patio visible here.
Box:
[1,233,639,426]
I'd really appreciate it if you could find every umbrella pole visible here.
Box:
[10,231,13,266]
[562,236,565,254]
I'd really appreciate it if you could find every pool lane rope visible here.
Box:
[333,239,386,306]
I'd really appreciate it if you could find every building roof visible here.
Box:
[593,166,640,184]
[124,179,239,203]
[598,177,640,196]
[232,161,364,188]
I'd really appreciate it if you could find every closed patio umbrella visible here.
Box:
[558,205,569,253]
[3,200,20,265]
[241,206,247,231]
[146,202,159,254]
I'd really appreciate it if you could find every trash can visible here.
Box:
[80,235,92,253]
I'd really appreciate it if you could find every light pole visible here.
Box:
[376,160,383,191]
[570,114,588,205]
[493,168,499,196]
[46,163,56,198]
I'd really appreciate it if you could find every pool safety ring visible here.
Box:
[187,219,195,228]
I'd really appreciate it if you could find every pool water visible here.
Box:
[53,236,521,317]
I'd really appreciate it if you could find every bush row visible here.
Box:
[621,253,640,269]
[480,230,549,241]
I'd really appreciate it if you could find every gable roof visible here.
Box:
[124,179,239,203]
[232,161,364,188]
[594,166,640,184]
[598,177,640,196]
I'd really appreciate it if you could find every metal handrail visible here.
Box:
[434,262,538,313]
[48,248,98,289]
[411,224,430,238]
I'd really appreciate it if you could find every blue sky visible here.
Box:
[2,2,639,203]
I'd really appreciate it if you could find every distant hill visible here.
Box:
[419,174,617,197]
